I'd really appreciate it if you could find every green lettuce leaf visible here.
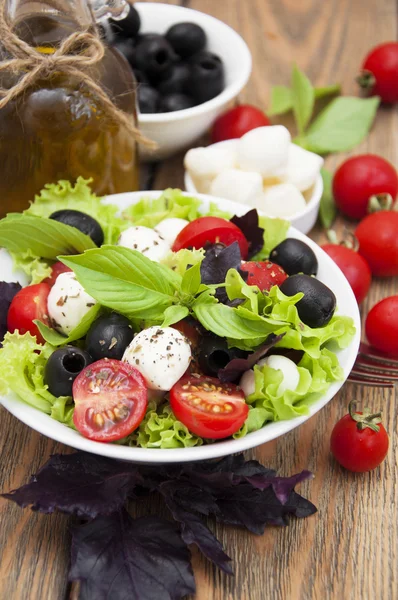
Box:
[9,250,52,284]
[252,216,290,260]
[161,248,205,277]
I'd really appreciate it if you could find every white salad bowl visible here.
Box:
[135,3,252,160]
[0,191,361,464]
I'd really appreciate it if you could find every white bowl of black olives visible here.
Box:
[106,3,252,159]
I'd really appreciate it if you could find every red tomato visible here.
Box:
[331,402,389,472]
[321,244,371,304]
[172,217,249,259]
[211,105,271,143]
[172,318,201,372]
[43,261,72,287]
[365,296,398,356]
[240,260,287,291]
[7,283,50,343]
[332,155,398,219]
[355,211,398,276]
[359,42,398,104]
[72,359,148,442]
[170,374,248,439]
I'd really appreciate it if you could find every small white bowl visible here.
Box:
[0,191,360,464]
[135,3,252,161]
[184,140,323,235]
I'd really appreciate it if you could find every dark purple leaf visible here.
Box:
[2,452,141,518]
[200,242,247,304]
[230,209,264,259]
[0,281,21,345]
[218,333,285,383]
[244,470,314,504]
[70,510,195,600]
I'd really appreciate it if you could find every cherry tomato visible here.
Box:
[172,216,249,259]
[321,244,371,304]
[169,374,248,439]
[358,42,398,104]
[240,260,287,291]
[355,211,398,276]
[172,318,202,372]
[331,401,389,472]
[72,359,148,442]
[332,155,398,219]
[7,283,51,343]
[43,261,72,287]
[365,296,398,356]
[211,105,271,143]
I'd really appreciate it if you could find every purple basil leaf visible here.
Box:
[70,510,195,600]
[244,470,314,504]
[218,333,285,383]
[230,209,264,259]
[0,281,21,345]
[200,242,248,304]
[2,452,141,518]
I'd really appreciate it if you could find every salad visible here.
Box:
[0,179,356,448]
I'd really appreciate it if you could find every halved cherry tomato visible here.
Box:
[240,260,287,291]
[170,374,248,439]
[43,261,72,287]
[7,282,50,343]
[72,359,148,442]
[172,217,249,259]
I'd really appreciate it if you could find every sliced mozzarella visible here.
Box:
[259,355,300,395]
[123,326,192,391]
[118,226,170,262]
[47,272,96,336]
[256,183,307,218]
[284,144,324,191]
[238,126,291,177]
[210,168,263,206]
[154,218,189,246]
[184,142,239,180]
[0,248,29,286]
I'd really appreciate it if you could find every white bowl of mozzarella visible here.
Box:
[184,126,323,235]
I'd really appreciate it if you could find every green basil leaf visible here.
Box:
[291,64,315,135]
[181,262,201,296]
[314,84,341,100]
[319,168,336,229]
[295,96,380,154]
[34,304,102,347]
[193,303,274,340]
[60,246,179,321]
[161,305,190,328]
[268,85,293,116]
[0,214,96,259]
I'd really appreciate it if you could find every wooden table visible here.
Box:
[1,1,397,599]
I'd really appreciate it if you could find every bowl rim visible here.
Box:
[135,2,252,123]
[0,191,361,464]
[184,139,323,222]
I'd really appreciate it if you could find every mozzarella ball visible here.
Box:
[256,183,307,218]
[259,355,300,395]
[210,169,263,206]
[238,126,291,177]
[284,144,324,191]
[184,142,239,180]
[118,226,170,262]
[47,272,97,335]
[239,368,256,398]
[122,326,192,391]
[0,248,29,286]
[154,218,189,246]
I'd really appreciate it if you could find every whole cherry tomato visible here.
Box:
[332,155,398,219]
[355,211,398,276]
[321,244,371,304]
[331,401,389,472]
[211,105,271,143]
[43,261,72,287]
[365,296,398,356]
[358,42,398,103]
[7,283,51,343]
[172,216,249,259]
[240,260,287,291]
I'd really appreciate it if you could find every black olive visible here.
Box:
[138,85,159,113]
[270,238,318,276]
[198,336,247,377]
[157,63,191,95]
[188,51,224,103]
[110,4,141,39]
[44,346,92,397]
[135,36,176,81]
[158,93,195,113]
[49,209,104,247]
[280,274,336,328]
[165,22,207,58]
[85,313,135,361]
[133,68,149,85]
[113,37,135,67]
